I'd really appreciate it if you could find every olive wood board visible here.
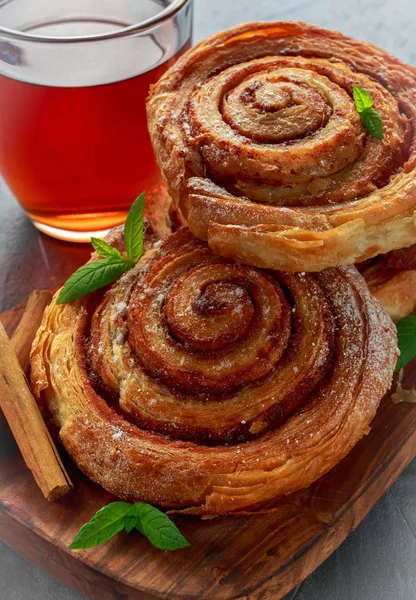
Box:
[1,301,415,600]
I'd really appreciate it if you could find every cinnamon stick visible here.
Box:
[10,290,53,374]
[0,316,73,501]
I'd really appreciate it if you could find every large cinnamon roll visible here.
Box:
[30,225,398,515]
[147,21,416,272]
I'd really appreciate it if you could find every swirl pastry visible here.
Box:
[147,21,416,272]
[30,225,397,515]
[360,244,416,322]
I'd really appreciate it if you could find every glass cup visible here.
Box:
[0,0,192,241]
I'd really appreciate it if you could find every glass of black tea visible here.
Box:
[0,0,192,241]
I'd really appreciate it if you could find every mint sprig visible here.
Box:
[395,315,416,372]
[57,193,146,305]
[69,501,189,552]
[353,86,383,140]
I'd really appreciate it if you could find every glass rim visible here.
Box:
[0,0,191,43]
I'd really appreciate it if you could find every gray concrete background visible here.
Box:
[1,0,416,598]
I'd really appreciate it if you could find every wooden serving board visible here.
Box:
[1,303,415,600]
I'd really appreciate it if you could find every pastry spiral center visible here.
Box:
[252,83,292,110]
[167,277,254,351]
[125,254,293,396]
[223,72,333,142]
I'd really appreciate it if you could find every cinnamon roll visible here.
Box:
[30,225,398,515]
[147,21,416,272]
[360,244,416,322]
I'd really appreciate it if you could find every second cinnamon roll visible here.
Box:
[147,21,416,272]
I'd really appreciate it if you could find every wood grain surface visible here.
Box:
[1,302,415,600]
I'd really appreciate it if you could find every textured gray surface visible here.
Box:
[1,0,416,599]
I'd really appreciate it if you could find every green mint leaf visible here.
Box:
[57,258,131,304]
[91,237,122,260]
[135,520,145,536]
[353,85,374,112]
[360,107,384,140]
[352,87,383,140]
[395,315,416,372]
[69,502,132,550]
[70,501,189,552]
[124,191,145,263]
[132,503,189,551]
[124,506,137,535]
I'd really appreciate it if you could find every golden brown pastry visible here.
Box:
[360,244,416,322]
[30,225,398,515]
[147,21,416,272]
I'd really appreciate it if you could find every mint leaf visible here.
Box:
[352,87,383,140]
[57,258,131,304]
[124,192,145,263]
[70,501,189,552]
[69,502,132,550]
[353,86,374,112]
[395,315,416,372]
[124,506,137,534]
[132,503,189,551]
[91,237,122,260]
[360,107,383,141]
